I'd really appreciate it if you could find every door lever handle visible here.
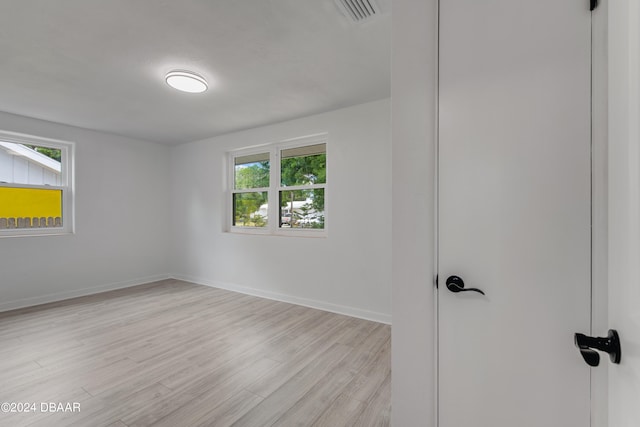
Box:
[445,276,485,295]
[574,329,621,367]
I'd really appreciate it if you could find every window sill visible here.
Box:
[0,229,74,238]
[227,228,327,238]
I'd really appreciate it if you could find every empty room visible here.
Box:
[1,1,639,427]
[0,1,392,426]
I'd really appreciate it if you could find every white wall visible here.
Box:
[391,0,437,425]
[170,99,392,323]
[0,111,171,311]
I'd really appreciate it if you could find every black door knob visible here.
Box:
[445,276,485,295]
[574,329,621,367]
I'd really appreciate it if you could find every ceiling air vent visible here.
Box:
[334,0,379,23]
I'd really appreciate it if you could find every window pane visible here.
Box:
[0,142,62,185]
[279,189,324,229]
[234,153,269,190]
[0,187,63,229]
[233,192,268,227]
[280,143,326,186]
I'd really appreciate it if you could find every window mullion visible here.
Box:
[278,183,325,192]
[0,183,65,190]
[269,147,278,232]
[232,187,270,194]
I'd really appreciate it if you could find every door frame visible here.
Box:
[590,2,609,426]
[434,2,610,426]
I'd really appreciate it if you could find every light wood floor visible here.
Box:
[0,280,390,427]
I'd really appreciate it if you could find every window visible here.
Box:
[279,143,326,230]
[229,134,327,236]
[0,131,74,237]
[232,151,270,228]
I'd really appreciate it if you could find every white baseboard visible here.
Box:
[0,274,171,313]
[171,273,392,325]
[1,273,392,325]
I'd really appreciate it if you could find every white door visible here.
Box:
[608,1,640,425]
[438,1,592,426]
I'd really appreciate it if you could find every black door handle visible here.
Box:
[574,329,621,367]
[445,276,485,295]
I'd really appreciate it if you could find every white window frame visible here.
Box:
[0,130,75,238]
[228,145,272,236]
[228,133,328,237]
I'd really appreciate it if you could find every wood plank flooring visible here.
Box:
[0,280,390,427]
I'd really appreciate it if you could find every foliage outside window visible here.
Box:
[0,131,74,237]
[232,152,270,227]
[279,143,326,230]
[229,135,327,236]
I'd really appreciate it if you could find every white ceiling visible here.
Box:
[0,1,391,145]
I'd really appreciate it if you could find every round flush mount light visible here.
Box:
[165,70,208,93]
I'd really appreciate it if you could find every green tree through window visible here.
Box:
[230,138,327,233]
[25,145,61,162]
[233,155,270,227]
[279,143,326,229]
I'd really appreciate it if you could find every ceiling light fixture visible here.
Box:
[165,70,208,93]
